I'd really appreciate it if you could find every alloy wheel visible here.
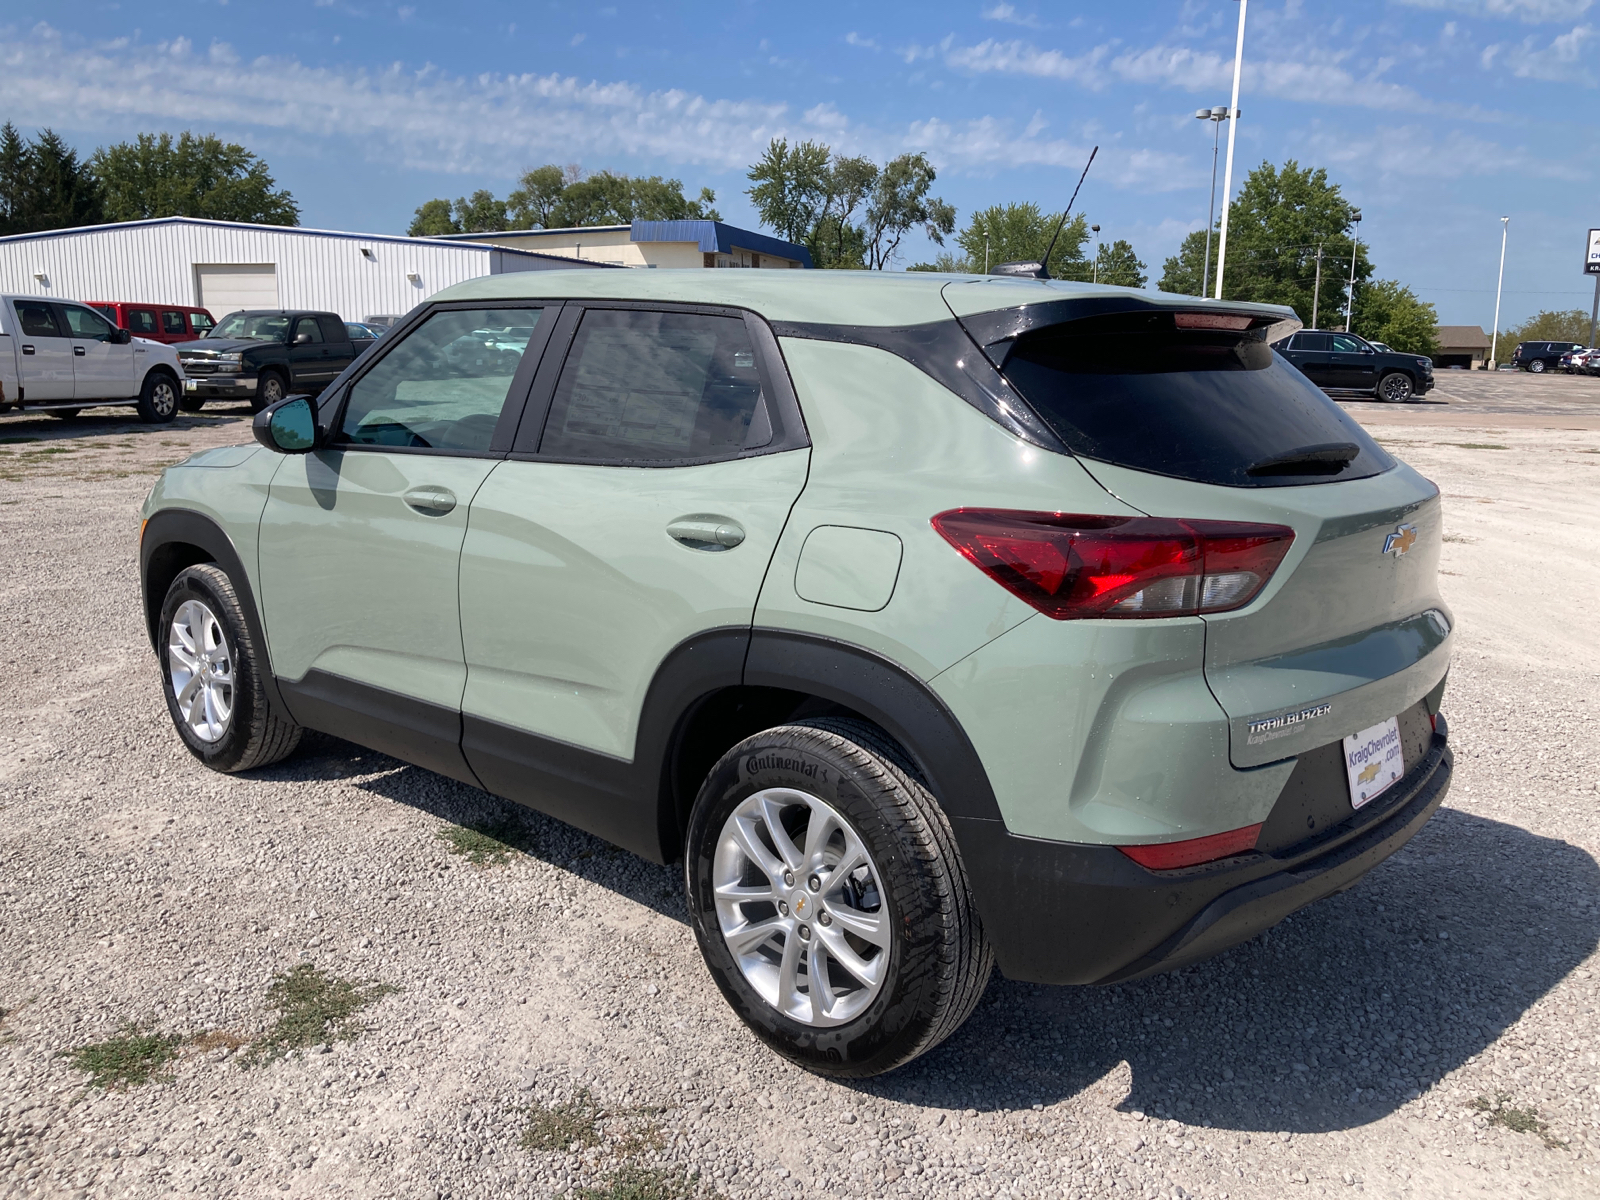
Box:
[151,379,177,417]
[168,599,235,743]
[1529,360,1545,373]
[712,787,890,1027]
[1380,374,1414,403]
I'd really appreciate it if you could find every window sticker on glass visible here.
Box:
[1343,717,1404,808]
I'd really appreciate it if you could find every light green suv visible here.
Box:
[140,271,1454,1077]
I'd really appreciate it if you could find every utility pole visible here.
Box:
[1214,0,1248,300]
[1489,217,1509,370]
[1311,243,1324,329]
[1091,224,1101,283]
[1589,273,1598,348]
[1344,212,1362,333]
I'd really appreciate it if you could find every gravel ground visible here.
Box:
[2,382,1598,1200]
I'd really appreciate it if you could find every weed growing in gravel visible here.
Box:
[438,821,520,866]
[60,1026,181,1088]
[1450,442,1510,450]
[577,1165,716,1200]
[247,963,399,1063]
[1473,1092,1567,1149]
[521,1088,605,1151]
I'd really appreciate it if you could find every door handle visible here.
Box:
[667,516,745,551]
[21,344,33,355]
[74,345,86,356]
[402,486,457,516]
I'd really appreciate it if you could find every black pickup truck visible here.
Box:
[1270,329,1434,403]
[174,310,376,413]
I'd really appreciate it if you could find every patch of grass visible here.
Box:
[190,1029,249,1054]
[59,1026,181,1089]
[438,820,520,866]
[0,436,41,444]
[521,1087,604,1151]
[1449,442,1510,450]
[577,1166,715,1200]
[246,963,399,1063]
[1473,1092,1567,1149]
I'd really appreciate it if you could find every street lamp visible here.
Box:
[1214,0,1248,300]
[1489,216,1510,370]
[1091,224,1101,283]
[1345,211,1362,333]
[1194,104,1235,298]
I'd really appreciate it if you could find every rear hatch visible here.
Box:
[946,285,1452,766]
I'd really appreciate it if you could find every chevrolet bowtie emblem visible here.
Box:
[1358,761,1381,785]
[1383,523,1418,557]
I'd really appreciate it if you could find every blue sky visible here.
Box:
[0,1,1594,327]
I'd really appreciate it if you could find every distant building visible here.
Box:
[1433,325,1492,371]
[446,220,812,270]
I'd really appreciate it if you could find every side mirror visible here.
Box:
[252,394,319,454]
[293,331,314,345]
[111,327,133,345]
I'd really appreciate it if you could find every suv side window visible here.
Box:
[1295,332,1332,352]
[539,308,769,463]
[60,304,117,341]
[161,311,187,335]
[339,307,544,452]
[292,316,324,344]
[189,312,215,336]
[1330,334,1363,353]
[128,309,159,335]
[16,301,62,337]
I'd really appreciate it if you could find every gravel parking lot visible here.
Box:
[3,374,1598,1200]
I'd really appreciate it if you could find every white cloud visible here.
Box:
[944,38,1108,86]
[1486,22,1597,80]
[981,3,1042,28]
[844,32,879,50]
[1394,0,1591,21]
[1298,122,1583,182]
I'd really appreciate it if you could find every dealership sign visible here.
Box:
[1589,228,1600,275]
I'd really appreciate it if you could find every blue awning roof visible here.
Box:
[629,221,812,268]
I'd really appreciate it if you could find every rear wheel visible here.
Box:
[685,720,992,1078]
[136,372,179,423]
[1529,359,1545,373]
[158,564,302,772]
[1377,371,1414,403]
[251,371,287,414]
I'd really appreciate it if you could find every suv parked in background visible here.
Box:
[1272,329,1435,402]
[1510,341,1583,373]
[90,302,216,344]
[174,310,370,413]
[0,295,183,422]
[140,274,1453,1077]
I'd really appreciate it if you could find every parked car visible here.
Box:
[1510,340,1584,372]
[0,295,183,422]
[345,321,387,342]
[1367,340,1393,352]
[140,275,1454,1077]
[1584,349,1600,376]
[1271,329,1435,402]
[90,301,216,345]
[173,309,367,413]
[1558,346,1598,374]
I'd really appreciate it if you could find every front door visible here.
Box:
[59,302,136,399]
[286,315,331,391]
[1329,333,1377,390]
[457,306,809,849]
[257,303,552,781]
[11,300,74,401]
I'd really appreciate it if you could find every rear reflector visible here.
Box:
[1118,824,1263,870]
[931,509,1295,620]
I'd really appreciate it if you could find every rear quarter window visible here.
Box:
[999,309,1395,488]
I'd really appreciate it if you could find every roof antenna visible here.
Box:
[991,145,1098,280]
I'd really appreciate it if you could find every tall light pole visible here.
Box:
[1195,104,1231,297]
[1213,0,1248,300]
[1311,242,1325,329]
[1489,216,1510,370]
[1091,224,1101,283]
[1344,211,1362,333]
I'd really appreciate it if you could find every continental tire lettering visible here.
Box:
[744,754,820,779]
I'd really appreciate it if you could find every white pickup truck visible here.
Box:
[0,294,185,423]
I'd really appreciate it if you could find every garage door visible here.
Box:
[194,264,278,316]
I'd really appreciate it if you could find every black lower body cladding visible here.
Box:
[954,720,1452,986]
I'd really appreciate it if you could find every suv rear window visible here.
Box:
[1000,310,1394,488]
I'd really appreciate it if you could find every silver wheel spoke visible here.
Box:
[758,793,805,871]
[775,927,804,1017]
[816,923,886,988]
[807,937,838,1018]
[821,899,890,948]
[728,815,786,882]
[726,917,785,957]
[802,806,841,866]
[714,880,775,902]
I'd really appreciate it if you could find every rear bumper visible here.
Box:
[182,375,257,398]
[955,718,1452,985]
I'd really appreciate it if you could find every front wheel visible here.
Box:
[1529,359,1545,373]
[178,394,206,413]
[1378,371,1415,403]
[159,564,302,772]
[250,371,287,414]
[685,720,992,1078]
[136,372,179,423]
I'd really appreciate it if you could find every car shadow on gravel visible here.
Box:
[848,808,1600,1134]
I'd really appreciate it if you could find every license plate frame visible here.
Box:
[1343,717,1404,809]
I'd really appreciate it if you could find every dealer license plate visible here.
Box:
[183,379,198,391]
[1343,717,1404,808]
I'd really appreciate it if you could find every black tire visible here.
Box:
[178,395,206,413]
[251,371,287,414]
[158,564,302,773]
[48,409,80,421]
[685,720,992,1078]
[1529,359,1545,373]
[1377,371,1414,403]
[136,371,179,423]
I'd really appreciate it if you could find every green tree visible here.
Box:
[1160,160,1369,328]
[746,138,953,269]
[453,189,509,234]
[911,202,1088,278]
[1353,280,1439,355]
[1093,238,1147,288]
[408,198,459,237]
[1501,309,1593,346]
[506,164,567,228]
[0,124,102,234]
[549,170,719,227]
[90,131,298,225]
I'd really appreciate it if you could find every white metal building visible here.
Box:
[0,217,607,325]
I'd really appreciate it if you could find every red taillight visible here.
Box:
[931,509,1295,620]
[1118,823,1263,870]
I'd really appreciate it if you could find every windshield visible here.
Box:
[208,312,290,341]
[1000,310,1395,488]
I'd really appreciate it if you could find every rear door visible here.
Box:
[160,310,190,343]
[1285,331,1334,387]
[11,300,75,400]
[457,304,809,845]
[1329,333,1377,390]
